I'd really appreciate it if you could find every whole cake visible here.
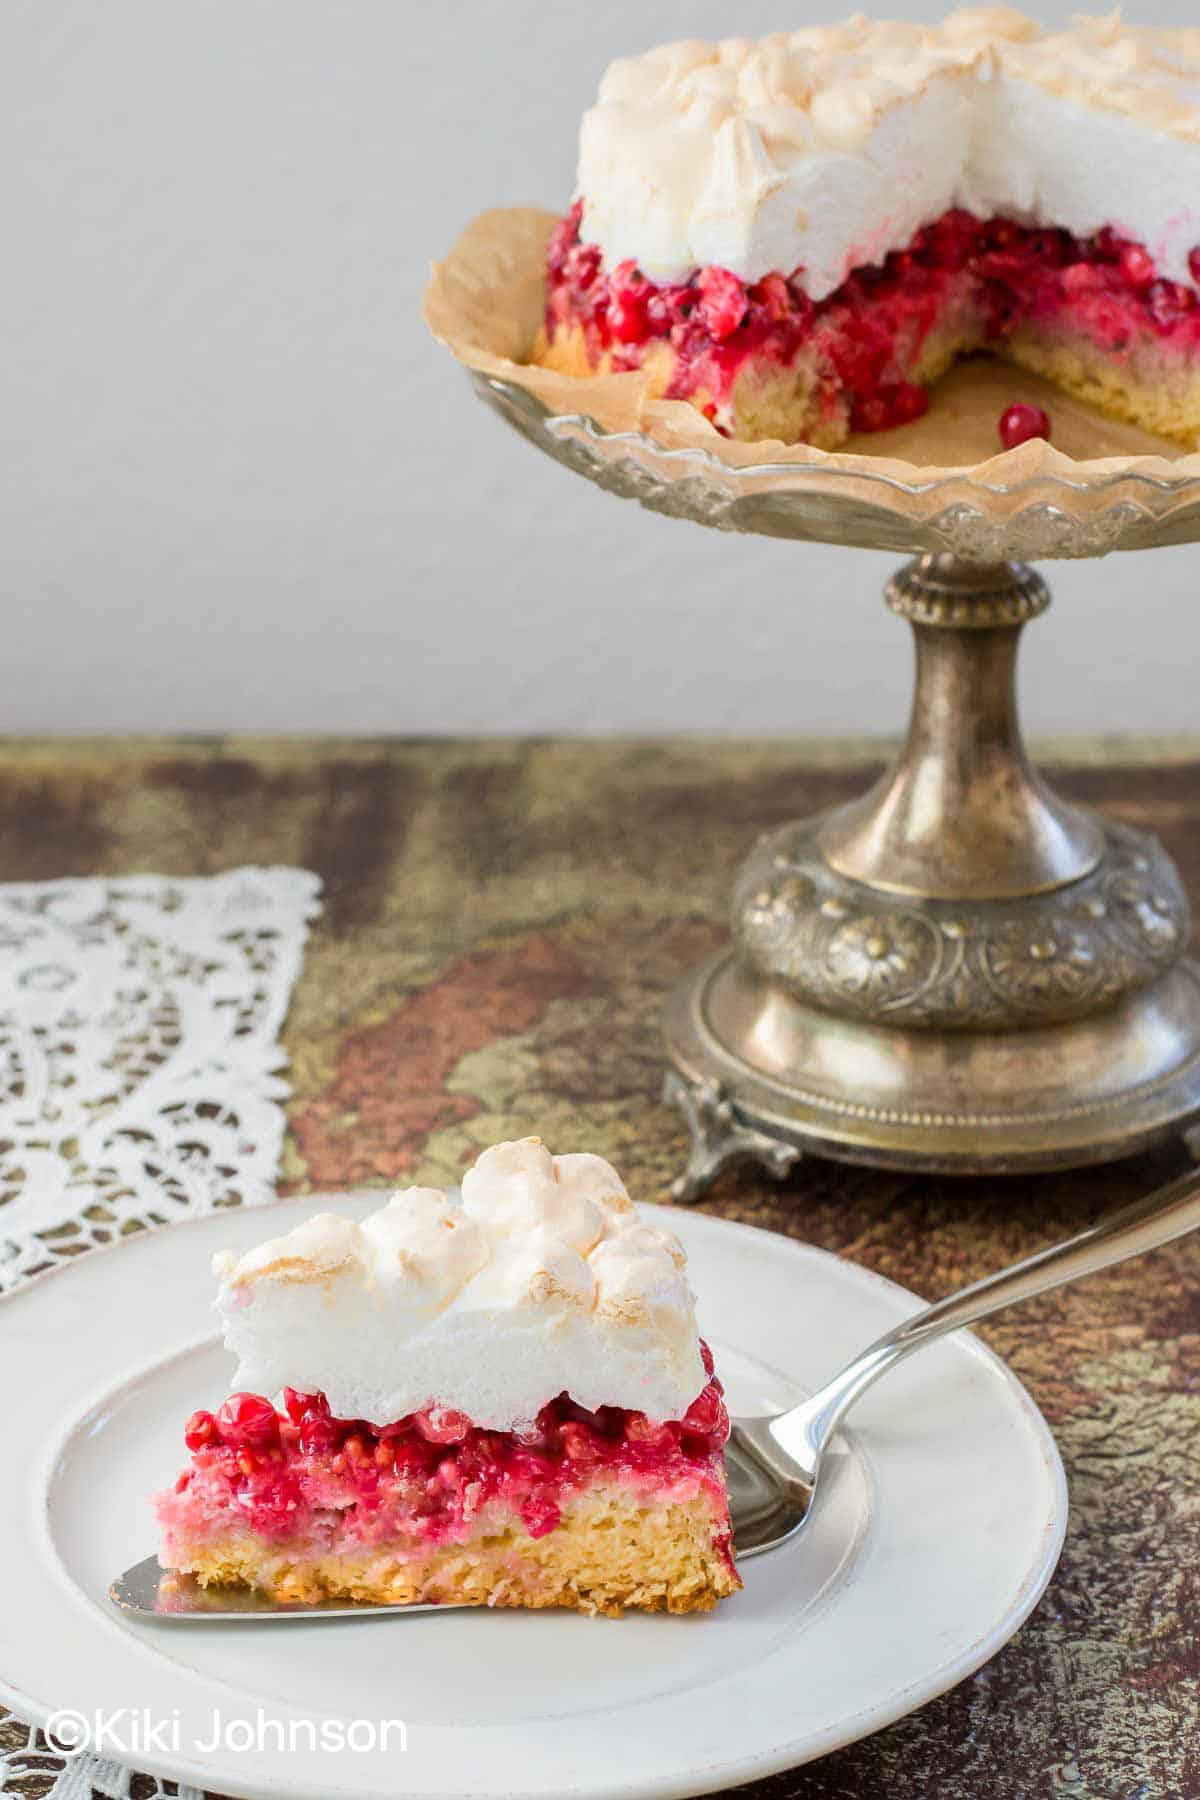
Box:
[534,9,1200,447]
[154,1138,740,1616]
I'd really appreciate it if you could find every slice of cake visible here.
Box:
[534,10,1200,447]
[154,1138,739,1616]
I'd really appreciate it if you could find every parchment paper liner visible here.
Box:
[424,208,1200,506]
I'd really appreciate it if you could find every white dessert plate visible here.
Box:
[0,1194,1066,1800]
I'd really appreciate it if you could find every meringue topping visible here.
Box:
[576,11,1200,299]
[213,1138,706,1430]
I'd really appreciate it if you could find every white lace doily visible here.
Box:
[0,868,320,1290]
[0,1718,202,1800]
[0,865,320,1800]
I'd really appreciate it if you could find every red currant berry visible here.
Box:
[1146,278,1196,333]
[606,258,652,344]
[607,296,647,345]
[682,1395,730,1452]
[388,1439,433,1479]
[298,1415,340,1456]
[415,1406,472,1445]
[998,403,1051,450]
[216,1392,280,1450]
[282,1387,320,1425]
[608,258,650,305]
[753,272,792,323]
[682,1385,725,1436]
[559,1420,601,1462]
[184,1409,217,1452]
[1119,244,1155,289]
[696,267,748,340]
[563,242,601,291]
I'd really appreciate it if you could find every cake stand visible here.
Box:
[471,368,1200,1198]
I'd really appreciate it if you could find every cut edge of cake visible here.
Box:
[160,1483,738,1618]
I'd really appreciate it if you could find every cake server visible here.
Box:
[111,1161,1200,1619]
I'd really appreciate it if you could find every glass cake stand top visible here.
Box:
[470,369,1200,1189]
[473,368,1200,561]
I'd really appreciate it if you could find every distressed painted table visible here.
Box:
[1,737,1197,1800]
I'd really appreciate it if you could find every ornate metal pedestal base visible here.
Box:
[662,1071,804,1202]
[665,555,1200,1193]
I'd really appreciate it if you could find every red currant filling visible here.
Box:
[545,201,1200,435]
[166,1349,730,1552]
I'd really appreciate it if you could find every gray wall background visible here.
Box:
[4,0,1197,736]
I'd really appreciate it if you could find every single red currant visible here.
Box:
[606,259,651,345]
[1088,226,1122,263]
[559,1420,601,1462]
[682,1385,726,1436]
[1119,243,1155,289]
[754,272,792,323]
[298,1414,340,1456]
[998,403,1051,450]
[696,267,748,340]
[184,1409,217,1452]
[215,1392,280,1449]
[563,241,601,291]
[415,1406,472,1445]
[607,296,647,344]
[1146,278,1196,333]
[682,1394,730,1452]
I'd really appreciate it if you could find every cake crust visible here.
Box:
[165,1487,738,1618]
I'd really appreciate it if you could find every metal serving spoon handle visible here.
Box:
[735,1162,1200,1503]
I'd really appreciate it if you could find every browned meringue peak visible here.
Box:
[1005,14,1200,141]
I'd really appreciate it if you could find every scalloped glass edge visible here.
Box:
[471,371,1200,557]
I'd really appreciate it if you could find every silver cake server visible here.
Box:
[111,1160,1200,1621]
